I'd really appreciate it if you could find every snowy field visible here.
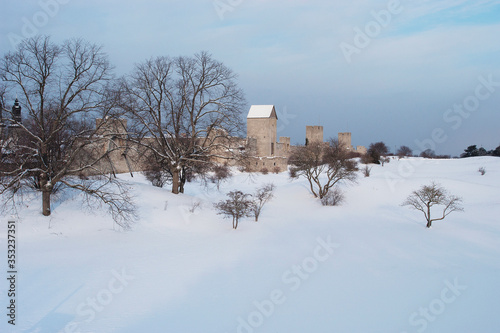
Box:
[1,157,500,333]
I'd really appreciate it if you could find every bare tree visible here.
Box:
[401,182,464,228]
[251,183,275,221]
[397,145,413,158]
[289,139,358,199]
[420,149,436,159]
[0,36,135,228]
[121,52,246,194]
[214,190,253,229]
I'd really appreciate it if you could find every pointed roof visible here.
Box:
[12,99,21,123]
[247,105,277,119]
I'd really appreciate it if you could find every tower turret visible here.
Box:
[12,98,22,124]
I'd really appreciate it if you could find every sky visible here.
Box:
[1,0,500,156]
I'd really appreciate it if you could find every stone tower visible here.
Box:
[12,99,22,123]
[8,99,22,139]
[338,132,352,150]
[306,126,323,145]
[247,105,278,156]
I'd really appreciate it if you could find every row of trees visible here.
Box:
[461,145,500,158]
[0,36,246,226]
[365,142,500,162]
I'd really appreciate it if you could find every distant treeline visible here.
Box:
[460,145,500,158]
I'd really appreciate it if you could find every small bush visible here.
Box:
[214,190,253,229]
[478,167,486,176]
[251,183,275,221]
[209,164,232,190]
[321,188,344,206]
[380,157,390,166]
[189,200,202,213]
[363,165,372,177]
[272,166,281,174]
[144,169,171,188]
[261,167,269,175]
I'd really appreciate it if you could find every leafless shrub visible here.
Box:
[272,166,281,174]
[209,164,232,190]
[380,156,390,166]
[363,165,372,177]
[261,167,269,175]
[144,169,172,188]
[478,167,486,176]
[214,190,253,229]
[251,183,275,222]
[189,200,202,213]
[320,187,344,206]
[401,182,464,228]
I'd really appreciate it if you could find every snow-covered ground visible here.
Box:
[1,157,499,333]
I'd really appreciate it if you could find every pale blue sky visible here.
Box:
[2,0,500,155]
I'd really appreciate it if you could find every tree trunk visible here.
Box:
[40,172,52,216]
[179,169,186,194]
[172,169,179,194]
[42,189,51,216]
[426,204,432,228]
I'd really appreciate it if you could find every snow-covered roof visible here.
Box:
[247,105,277,119]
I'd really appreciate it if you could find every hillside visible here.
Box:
[1,157,500,333]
